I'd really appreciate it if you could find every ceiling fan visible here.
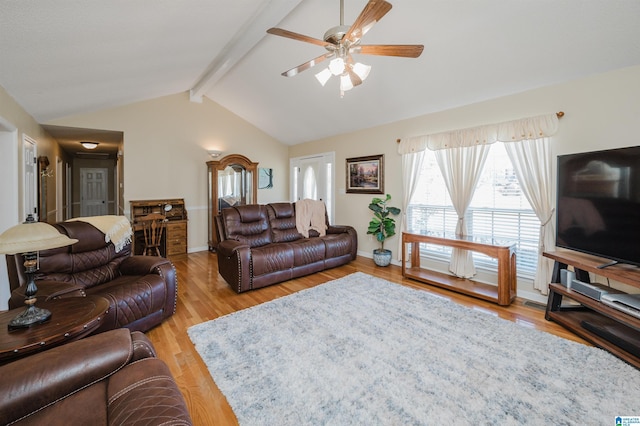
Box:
[267,0,424,96]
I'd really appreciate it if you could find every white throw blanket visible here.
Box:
[295,199,327,238]
[67,215,132,253]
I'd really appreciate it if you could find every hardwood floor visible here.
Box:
[147,251,588,426]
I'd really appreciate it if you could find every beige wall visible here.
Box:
[289,65,640,300]
[0,86,68,308]
[0,86,65,220]
[2,65,639,302]
[50,92,289,251]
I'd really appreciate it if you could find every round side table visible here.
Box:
[0,295,110,364]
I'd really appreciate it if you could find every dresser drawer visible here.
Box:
[166,241,186,256]
[166,222,187,256]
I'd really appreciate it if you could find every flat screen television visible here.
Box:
[556,146,640,267]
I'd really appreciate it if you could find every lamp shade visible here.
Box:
[0,220,78,255]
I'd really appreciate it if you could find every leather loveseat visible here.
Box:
[217,202,357,293]
[0,328,193,425]
[6,219,177,333]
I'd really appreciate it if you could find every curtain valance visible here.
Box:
[397,113,559,154]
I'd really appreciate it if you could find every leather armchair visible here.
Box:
[0,328,193,425]
[6,220,177,333]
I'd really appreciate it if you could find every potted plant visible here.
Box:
[367,194,401,266]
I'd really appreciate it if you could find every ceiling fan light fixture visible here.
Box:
[340,73,354,92]
[352,62,371,81]
[315,68,332,86]
[81,142,99,150]
[328,57,345,76]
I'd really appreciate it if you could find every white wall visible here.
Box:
[50,92,289,252]
[289,65,640,299]
[0,119,19,310]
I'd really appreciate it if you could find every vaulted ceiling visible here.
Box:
[1,0,640,146]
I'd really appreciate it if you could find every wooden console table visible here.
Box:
[402,232,517,306]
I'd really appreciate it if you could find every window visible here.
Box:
[407,143,540,278]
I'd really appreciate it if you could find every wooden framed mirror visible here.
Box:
[207,154,258,251]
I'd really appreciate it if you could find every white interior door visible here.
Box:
[80,167,108,216]
[290,152,335,223]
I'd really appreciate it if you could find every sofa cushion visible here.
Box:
[222,205,272,248]
[289,238,326,266]
[251,243,294,276]
[37,245,127,289]
[55,221,109,253]
[267,202,303,243]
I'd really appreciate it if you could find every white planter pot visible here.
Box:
[373,249,392,267]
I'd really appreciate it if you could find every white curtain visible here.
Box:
[435,144,491,278]
[398,148,425,260]
[397,112,560,291]
[504,137,555,294]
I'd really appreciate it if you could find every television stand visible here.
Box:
[543,249,640,368]
[597,260,619,269]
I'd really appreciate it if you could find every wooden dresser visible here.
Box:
[129,198,188,258]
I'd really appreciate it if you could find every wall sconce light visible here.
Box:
[81,141,99,150]
[207,150,222,158]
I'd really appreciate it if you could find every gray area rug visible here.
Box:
[188,272,640,425]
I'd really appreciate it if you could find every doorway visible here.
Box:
[290,152,335,223]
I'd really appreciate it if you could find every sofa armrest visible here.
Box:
[107,358,193,425]
[327,225,358,260]
[0,329,136,425]
[327,225,353,234]
[131,330,158,361]
[119,256,177,317]
[216,239,248,256]
[119,255,172,276]
[217,240,252,293]
[9,280,86,309]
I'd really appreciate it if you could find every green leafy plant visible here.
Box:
[367,194,401,251]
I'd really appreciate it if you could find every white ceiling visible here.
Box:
[1,0,640,146]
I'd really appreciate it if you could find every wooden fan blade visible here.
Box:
[354,44,424,58]
[267,28,331,48]
[344,0,392,43]
[281,52,334,77]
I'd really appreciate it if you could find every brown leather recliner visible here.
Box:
[217,202,357,293]
[6,220,177,333]
[0,328,193,425]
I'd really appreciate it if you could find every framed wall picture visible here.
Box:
[346,154,384,194]
[258,168,273,189]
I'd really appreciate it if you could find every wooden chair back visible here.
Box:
[139,213,166,256]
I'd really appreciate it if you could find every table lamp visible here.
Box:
[0,215,77,329]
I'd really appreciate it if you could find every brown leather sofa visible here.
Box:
[0,328,193,425]
[217,202,357,293]
[6,220,177,333]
